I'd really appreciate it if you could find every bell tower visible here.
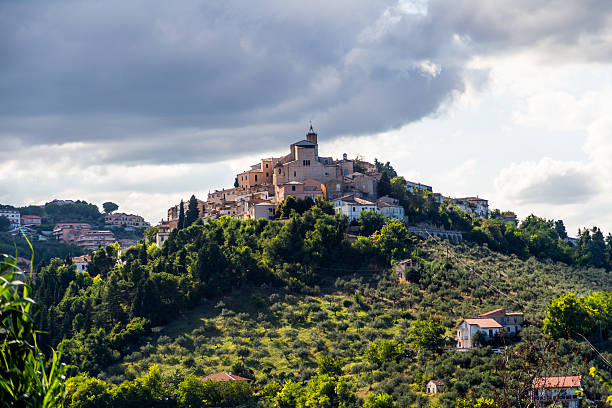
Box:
[306,123,318,158]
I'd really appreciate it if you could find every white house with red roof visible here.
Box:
[455,318,503,349]
[532,376,582,407]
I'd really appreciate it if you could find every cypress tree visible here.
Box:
[377,172,391,198]
[177,200,185,230]
[185,194,199,227]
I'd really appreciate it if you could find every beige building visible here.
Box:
[478,308,524,336]
[53,223,92,244]
[275,179,325,203]
[236,126,357,205]
[75,230,115,250]
[105,213,149,228]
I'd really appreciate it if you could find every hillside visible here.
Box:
[96,240,612,406]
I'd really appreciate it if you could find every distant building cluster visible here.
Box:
[105,212,149,228]
[53,223,115,250]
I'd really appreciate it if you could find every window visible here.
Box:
[292,186,296,191]
[266,172,269,177]
[278,168,281,174]
[265,163,268,168]
[255,175,258,181]
[325,172,329,176]
[293,171,296,177]
[352,207,355,212]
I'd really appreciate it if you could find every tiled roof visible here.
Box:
[533,376,581,389]
[461,318,503,328]
[202,372,251,382]
[478,308,505,317]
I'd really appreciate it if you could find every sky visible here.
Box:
[2,0,612,235]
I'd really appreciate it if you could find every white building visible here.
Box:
[0,209,21,227]
[426,380,444,394]
[376,196,405,220]
[245,201,276,220]
[532,376,582,408]
[456,318,503,349]
[332,194,379,221]
[406,181,433,193]
[72,255,91,273]
[449,197,489,218]
[156,232,170,247]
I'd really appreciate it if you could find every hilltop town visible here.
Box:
[154,126,495,245]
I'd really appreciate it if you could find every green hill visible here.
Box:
[28,206,612,407]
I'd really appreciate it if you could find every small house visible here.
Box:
[426,380,444,394]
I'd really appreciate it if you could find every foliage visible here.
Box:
[102,202,119,215]
[543,291,612,340]
[185,195,200,227]
[407,319,446,354]
[317,355,344,376]
[359,210,385,236]
[0,254,66,407]
[363,393,395,408]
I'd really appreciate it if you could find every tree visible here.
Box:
[317,355,343,376]
[363,393,395,408]
[144,226,158,244]
[185,195,199,227]
[543,294,594,339]
[234,177,239,188]
[408,319,446,354]
[0,216,10,232]
[359,210,385,236]
[377,172,391,198]
[102,202,119,214]
[177,200,185,231]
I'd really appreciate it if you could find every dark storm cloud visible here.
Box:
[1,0,612,164]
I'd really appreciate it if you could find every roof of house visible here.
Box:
[334,194,376,206]
[202,372,251,382]
[377,201,402,208]
[460,318,503,328]
[428,380,444,386]
[72,255,91,263]
[478,308,505,317]
[533,376,581,389]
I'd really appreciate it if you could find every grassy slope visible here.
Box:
[101,240,612,401]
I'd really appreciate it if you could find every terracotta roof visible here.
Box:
[460,318,503,328]
[202,372,251,382]
[533,376,581,389]
[478,308,505,317]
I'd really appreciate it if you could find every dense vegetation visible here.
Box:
[0,255,66,407]
[24,199,612,407]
